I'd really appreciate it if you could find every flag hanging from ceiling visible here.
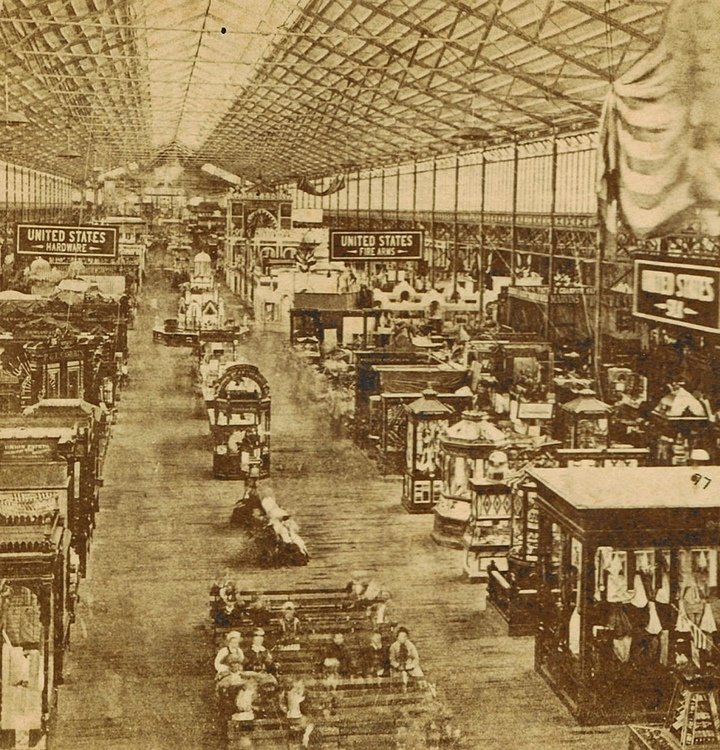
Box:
[597,0,720,238]
[294,245,317,273]
[297,176,346,196]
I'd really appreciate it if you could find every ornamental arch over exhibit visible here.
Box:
[215,364,270,402]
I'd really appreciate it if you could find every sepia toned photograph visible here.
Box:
[0,0,718,748]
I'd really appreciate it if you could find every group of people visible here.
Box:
[317,627,424,688]
[231,478,310,566]
[211,582,277,628]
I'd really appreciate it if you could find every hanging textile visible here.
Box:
[297,175,346,196]
[294,245,317,273]
[568,607,581,655]
[647,602,663,635]
[596,0,720,238]
[1,635,43,731]
[630,574,649,609]
[699,602,717,634]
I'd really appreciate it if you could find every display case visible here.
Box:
[432,410,508,548]
[191,250,214,289]
[556,446,650,468]
[462,477,513,581]
[629,671,720,750]
[557,389,611,449]
[0,514,72,750]
[208,364,271,479]
[14,398,107,575]
[376,391,473,475]
[401,389,453,513]
[531,465,720,726]
[649,382,714,466]
[487,480,543,635]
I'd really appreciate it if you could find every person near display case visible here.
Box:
[245,628,276,678]
[213,580,245,626]
[318,632,353,684]
[277,601,302,645]
[216,654,247,697]
[231,468,263,526]
[279,678,315,748]
[246,593,272,629]
[389,627,424,688]
[215,631,245,676]
[359,631,389,678]
[367,590,392,625]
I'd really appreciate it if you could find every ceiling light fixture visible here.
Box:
[0,77,29,126]
[451,126,487,142]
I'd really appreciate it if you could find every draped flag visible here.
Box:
[294,244,317,273]
[597,0,720,238]
[297,176,346,196]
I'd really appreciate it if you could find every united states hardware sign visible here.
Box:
[330,231,424,261]
[633,259,720,333]
[17,224,118,258]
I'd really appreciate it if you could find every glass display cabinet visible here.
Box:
[432,410,508,548]
[530,465,720,726]
[558,389,611,449]
[629,670,720,750]
[401,388,454,513]
[209,364,271,479]
[462,474,513,581]
[487,480,543,634]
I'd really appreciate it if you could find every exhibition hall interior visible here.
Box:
[0,0,718,748]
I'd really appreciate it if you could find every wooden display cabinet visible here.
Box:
[0,520,72,750]
[20,399,108,570]
[401,389,453,513]
[557,446,650,468]
[530,465,720,726]
[0,463,78,750]
[208,364,271,479]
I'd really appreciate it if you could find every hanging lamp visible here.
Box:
[58,132,82,159]
[0,77,29,125]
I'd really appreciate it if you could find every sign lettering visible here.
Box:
[17,224,118,258]
[2,442,55,459]
[633,259,720,333]
[330,231,424,261]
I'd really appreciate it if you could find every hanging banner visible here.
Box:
[633,259,720,333]
[17,224,118,258]
[297,176,345,196]
[330,231,424,261]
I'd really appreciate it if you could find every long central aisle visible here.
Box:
[51,268,624,750]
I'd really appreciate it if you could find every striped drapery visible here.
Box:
[297,176,346,196]
[597,0,720,238]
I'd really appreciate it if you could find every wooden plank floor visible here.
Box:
[50,263,625,749]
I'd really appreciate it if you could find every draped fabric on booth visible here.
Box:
[597,0,720,238]
[297,176,346,196]
[378,370,468,395]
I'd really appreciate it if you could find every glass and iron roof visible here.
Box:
[0,0,668,183]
